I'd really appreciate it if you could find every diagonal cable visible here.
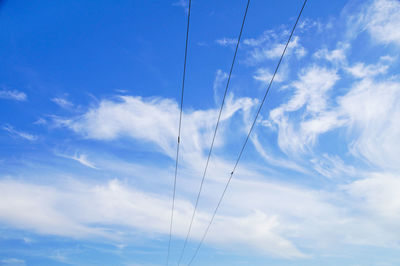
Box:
[167,0,192,265]
[186,0,308,265]
[176,0,251,265]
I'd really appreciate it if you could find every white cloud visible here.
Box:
[267,66,341,154]
[0,177,307,257]
[215,38,237,47]
[3,79,400,259]
[0,90,27,101]
[251,134,309,174]
[2,148,400,259]
[52,97,74,109]
[252,67,285,84]
[298,18,325,33]
[220,174,399,252]
[8,163,394,259]
[294,46,307,59]
[172,0,189,13]
[23,237,33,244]
[337,78,400,171]
[248,36,306,63]
[33,118,47,125]
[345,62,389,78]
[58,96,179,157]
[213,69,228,91]
[243,30,275,47]
[213,69,228,103]
[255,1,400,175]
[310,153,356,179]
[57,95,257,161]
[0,179,101,238]
[264,56,400,172]
[290,67,339,114]
[380,54,397,62]
[3,125,38,141]
[263,43,287,59]
[313,43,349,64]
[362,0,400,46]
[56,152,99,169]
[1,258,26,266]
[344,173,400,220]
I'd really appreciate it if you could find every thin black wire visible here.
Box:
[176,0,251,265]
[186,0,308,265]
[167,0,192,265]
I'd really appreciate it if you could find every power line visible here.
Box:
[176,0,251,265]
[186,0,308,265]
[167,0,192,265]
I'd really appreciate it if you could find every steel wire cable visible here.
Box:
[176,0,251,265]
[185,0,308,264]
[167,0,192,265]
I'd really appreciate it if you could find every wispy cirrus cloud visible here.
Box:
[1,258,26,266]
[172,0,189,13]
[245,35,306,64]
[52,97,74,109]
[252,67,286,84]
[263,50,400,175]
[0,89,27,101]
[213,69,228,103]
[267,66,341,155]
[355,0,400,46]
[345,61,389,78]
[56,95,258,162]
[56,152,98,169]
[3,124,38,141]
[215,37,237,47]
[2,164,400,258]
[250,133,309,174]
[313,43,349,65]
[310,153,356,179]
[0,177,308,257]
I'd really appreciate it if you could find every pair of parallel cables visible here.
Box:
[167,0,308,265]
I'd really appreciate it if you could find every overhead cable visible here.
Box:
[176,0,251,265]
[167,0,192,265]
[186,0,308,264]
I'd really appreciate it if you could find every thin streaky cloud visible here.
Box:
[52,97,74,109]
[0,89,27,101]
[56,152,99,169]
[3,124,38,141]
[215,37,237,47]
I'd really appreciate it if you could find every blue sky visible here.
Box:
[1,0,400,265]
